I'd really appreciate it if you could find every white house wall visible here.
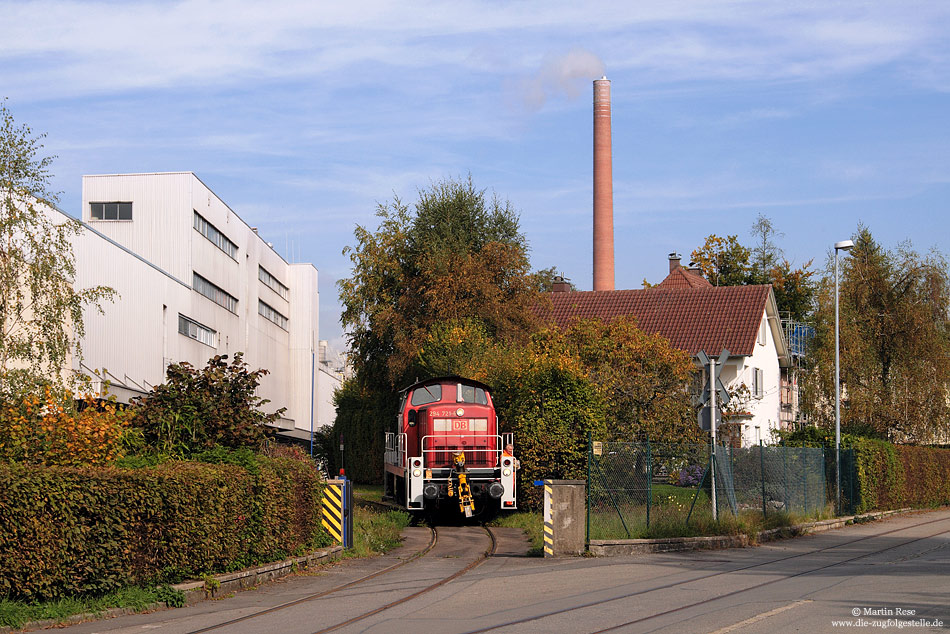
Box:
[72,173,322,433]
[734,310,782,446]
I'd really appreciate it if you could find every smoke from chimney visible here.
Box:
[593,76,614,291]
[516,49,605,111]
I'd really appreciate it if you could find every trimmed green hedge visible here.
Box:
[849,439,950,513]
[895,445,950,509]
[0,456,327,600]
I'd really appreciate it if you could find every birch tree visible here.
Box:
[0,100,114,395]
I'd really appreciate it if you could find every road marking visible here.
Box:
[710,600,812,633]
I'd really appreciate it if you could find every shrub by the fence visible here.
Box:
[0,455,327,601]
[849,437,904,513]
[848,438,950,513]
[896,445,950,509]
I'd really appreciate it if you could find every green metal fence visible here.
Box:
[587,440,843,541]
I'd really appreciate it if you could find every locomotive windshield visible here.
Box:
[410,384,441,406]
[457,383,487,405]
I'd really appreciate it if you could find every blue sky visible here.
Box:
[3,1,950,348]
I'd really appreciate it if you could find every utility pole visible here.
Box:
[710,357,717,521]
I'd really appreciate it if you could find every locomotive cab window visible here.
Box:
[457,384,487,405]
[410,384,441,406]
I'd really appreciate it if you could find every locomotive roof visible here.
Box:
[399,375,493,395]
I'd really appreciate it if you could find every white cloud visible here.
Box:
[3,1,950,100]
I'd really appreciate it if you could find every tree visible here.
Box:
[338,175,539,387]
[334,176,542,481]
[769,257,816,322]
[750,213,783,284]
[0,100,113,395]
[689,234,753,286]
[130,353,282,457]
[690,217,816,320]
[802,226,950,442]
[559,318,700,444]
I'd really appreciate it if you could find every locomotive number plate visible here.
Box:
[451,419,469,431]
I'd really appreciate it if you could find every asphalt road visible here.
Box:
[64,509,950,634]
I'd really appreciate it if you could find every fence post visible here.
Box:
[759,440,767,518]
[646,439,652,529]
[783,444,789,513]
[802,441,807,513]
[710,442,717,521]
[586,431,591,545]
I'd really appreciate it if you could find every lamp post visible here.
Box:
[834,239,854,514]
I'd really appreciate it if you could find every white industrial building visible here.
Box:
[66,172,328,440]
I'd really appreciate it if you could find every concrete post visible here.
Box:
[544,479,587,556]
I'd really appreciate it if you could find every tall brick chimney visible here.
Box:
[593,76,614,291]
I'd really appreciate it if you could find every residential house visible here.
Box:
[541,254,791,446]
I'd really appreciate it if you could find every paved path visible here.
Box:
[62,510,949,633]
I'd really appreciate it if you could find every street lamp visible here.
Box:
[834,239,854,514]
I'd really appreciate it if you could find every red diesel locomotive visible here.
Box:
[383,376,517,517]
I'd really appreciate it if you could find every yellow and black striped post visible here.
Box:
[322,479,352,548]
[543,480,554,557]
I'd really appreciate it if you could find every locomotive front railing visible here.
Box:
[421,434,503,469]
[384,432,407,466]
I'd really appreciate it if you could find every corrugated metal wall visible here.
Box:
[73,173,320,428]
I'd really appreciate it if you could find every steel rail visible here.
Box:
[185,525,439,634]
[462,514,950,634]
[309,525,497,634]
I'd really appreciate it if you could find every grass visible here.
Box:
[491,511,544,556]
[0,585,184,630]
[353,484,384,502]
[346,505,411,558]
[589,502,836,541]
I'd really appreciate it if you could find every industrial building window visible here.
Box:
[258,266,289,300]
[258,300,288,330]
[90,202,132,220]
[193,272,237,313]
[753,367,764,399]
[178,314,216,347]
[193,211,237,259]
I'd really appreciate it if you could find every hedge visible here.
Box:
[0,455,328,600]
[848,438,950,513]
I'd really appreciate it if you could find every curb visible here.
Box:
[0,545,344,633]
[588,507,914,557]
[589,533,749,556]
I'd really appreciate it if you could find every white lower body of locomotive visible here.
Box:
[384,432,517,516]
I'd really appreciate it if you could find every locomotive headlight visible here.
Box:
[502,468,512,477]
[412,468,422,477]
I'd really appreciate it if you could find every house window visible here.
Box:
[90,202,132,221]
[193,211,238,259]
[753,367,764,399]
[193,272,237,313]
[258,266,289,300]
[758,319,767,345]
[258,300,288,330]
[178,314,216,347]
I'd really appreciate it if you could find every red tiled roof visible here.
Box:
[658,266,712,289]
[540,285,772,357]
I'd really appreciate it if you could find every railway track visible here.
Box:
[459,513,950,633]
[185,525,497,634]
